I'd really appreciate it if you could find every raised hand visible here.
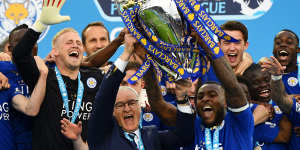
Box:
[166,82,176,94]
[174,79,192,100]
[124,31,137,54]
[44,50,56,63]
[114,28,126,44]
[0,52,11,61]
[131,42,147,65]
[259,56,285,76]
[33,0,71,32]
[253,104,273,125]
[40,0,70,24]
[60,118,82,141]
[0,72,9,90]
[34,56,48,76]
[119,30,137,61]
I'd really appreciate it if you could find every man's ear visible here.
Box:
[7,43,13,53]
[52,48,59,57]
[113,110,116,117]
[244,41,249,51]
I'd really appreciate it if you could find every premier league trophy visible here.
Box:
[117,0,237,83]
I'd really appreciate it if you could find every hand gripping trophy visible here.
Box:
[117,0,238,84]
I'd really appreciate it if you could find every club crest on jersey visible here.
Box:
[0,0,49,42]
[143,112,153,122]
[274,106,282,114]
[160,85,167,96]
[87,77,97,88]
[296,102,300,113]
[288,77,298,87]
[15,87,20,92]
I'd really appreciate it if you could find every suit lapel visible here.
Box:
[141,128,150,150]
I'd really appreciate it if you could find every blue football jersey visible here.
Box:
[288,98,300,150]
[282,71,300,94]
[183,106,254,150]
[0,80,22,150]
[0,61,33,147]
[251,102,288,150]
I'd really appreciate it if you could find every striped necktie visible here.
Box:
[128,133,138,149]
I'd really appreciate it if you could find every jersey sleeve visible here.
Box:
[227,106,254,140]
[8,81,22,100]
[253,122,279,143]
[228,104,254,128]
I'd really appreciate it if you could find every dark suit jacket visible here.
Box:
[88,65,194,150]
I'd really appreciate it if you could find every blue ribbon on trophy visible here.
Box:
[128,57,151,84]
[147,54,163,83]
[174,0,220,59]
[123,4,170,84]
[185,0,238,42]
[120,5,189,80]
[128,54,163,84]
[118,0,236,84]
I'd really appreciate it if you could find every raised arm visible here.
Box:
[12,28,41,90]
[200,39,248,109]
[144,66,178,126]
[214,57,248,108]
[12,0,70,90]
[260,56,293,114]
[88,32,135,146]
[12,56,48,116]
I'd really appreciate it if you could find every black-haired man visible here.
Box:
[244,63,291,150]
[260,56,300,150]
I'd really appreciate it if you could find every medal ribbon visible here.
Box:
[55,66,84,123]
[124,131,145,150]
[204,127,220,150]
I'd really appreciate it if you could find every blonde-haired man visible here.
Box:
[12,0,103,149]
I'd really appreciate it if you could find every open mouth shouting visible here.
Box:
[258,89,271,98]
[227,53,238,63]
[277,49,289,66]
[201,105,214,119]
[123,113,136,127]
[121,113,139,132]
[124,114,134,121]
[278,50,289,57]
[69,51,79,58]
